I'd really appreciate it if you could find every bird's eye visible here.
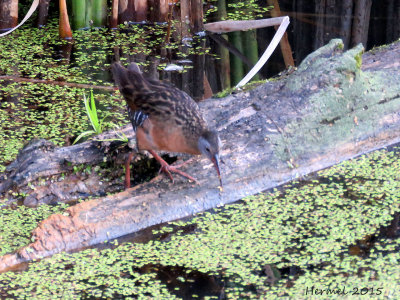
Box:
[206,147,210,152]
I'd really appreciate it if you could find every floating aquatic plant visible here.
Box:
[0,147,400,298]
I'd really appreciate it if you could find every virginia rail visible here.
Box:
[111,62,221,189]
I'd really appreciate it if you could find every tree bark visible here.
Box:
[110,0,119,28]
[0,0,18,30]
[339,0,353,49]
[323,0,337,45]
[134,0,148,22]
[313,0,326,49]
[386,0,400,43]
[152,0,169,22]
[179,0,190,38]
[36,0,50,28]
[190,0,203,33]
[118,0,134,23]
[59,0,72,39]
[395,2,400,43]
[351,0,372,47]
[291,0,313,64]
[1,40,400,271]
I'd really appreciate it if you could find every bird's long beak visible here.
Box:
[211,154,222,186]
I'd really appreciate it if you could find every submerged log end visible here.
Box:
[6,200,100,267]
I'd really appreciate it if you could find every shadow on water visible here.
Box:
[137,264,225,300]
[74,264,226,300]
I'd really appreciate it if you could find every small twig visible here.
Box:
[208,34,254,68]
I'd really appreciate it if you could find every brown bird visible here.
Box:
[111,62,221,189]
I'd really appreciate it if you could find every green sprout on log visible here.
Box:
[73,90,105,144]
[73,90,129,144]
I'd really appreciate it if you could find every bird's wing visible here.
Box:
[112,62,207,135]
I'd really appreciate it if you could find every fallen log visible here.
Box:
[0,126,135,206]
[1,39,400,271]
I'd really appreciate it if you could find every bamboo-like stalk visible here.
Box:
[85,0,93,27]
[217,0,231,89]
[71,0,86,30]
[92,0,107,27]
[10,0,19,28]
[324,0,337,45]
[229,31,244,85]
[242,29,259,80]
[388,0,400,42]
[59,0,72,39]
[240,1,260,81]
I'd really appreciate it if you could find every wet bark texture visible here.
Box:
[1,39,400,271]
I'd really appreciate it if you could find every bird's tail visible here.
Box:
[111,62,153,104]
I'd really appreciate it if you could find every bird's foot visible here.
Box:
[158,163,198,184]
[149,150,198,184]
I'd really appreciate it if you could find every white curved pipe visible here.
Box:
[0,0,39,37]
[236,16,290,88]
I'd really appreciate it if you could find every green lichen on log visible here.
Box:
[270,39,400,162]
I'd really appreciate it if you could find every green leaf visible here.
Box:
[73,130,96,145]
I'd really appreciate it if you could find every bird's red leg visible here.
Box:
[148,150,198,183]
[124,152,135,189]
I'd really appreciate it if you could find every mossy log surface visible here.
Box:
[1,39,400,271]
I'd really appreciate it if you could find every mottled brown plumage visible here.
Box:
[111,62,221,188]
